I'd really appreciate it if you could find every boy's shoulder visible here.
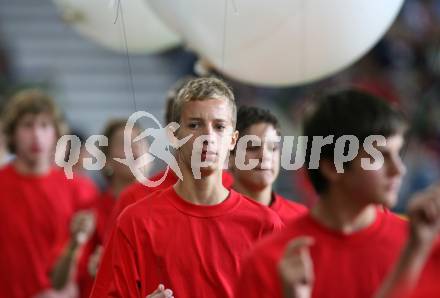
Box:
[235,192,284,226]
[375,208,409,242]
[120,186,172,218]
[0,163,13,181]
[379,208,409,230]
[250,213,310,258]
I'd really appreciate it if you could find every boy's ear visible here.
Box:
[320,159,340,184]
[229,130,239,151]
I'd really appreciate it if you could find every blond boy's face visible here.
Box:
[176,98,238,177]
[13,113,56,164]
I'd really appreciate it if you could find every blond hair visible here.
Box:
[171,77,237,128]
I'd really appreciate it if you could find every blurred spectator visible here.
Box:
[60,128,100,210]
[0,115,12,167]
[0,89,96,298]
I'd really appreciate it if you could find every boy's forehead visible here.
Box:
[19,112,53,122]
[181,98,233,121]
[247,123,277,135]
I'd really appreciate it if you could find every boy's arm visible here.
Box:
[375,186,440,298]
[278,237,314,298]
[51,211,95,290]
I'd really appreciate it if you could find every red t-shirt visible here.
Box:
[90,186,282,298]
[235,209,408,298]
[0,164,92,298]
[68,173,99,210]
[76,190,117,298]
[109,170,177,226]
[270,193,307,224]
[109,169,235,232]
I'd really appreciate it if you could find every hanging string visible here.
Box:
[113,0,138,111]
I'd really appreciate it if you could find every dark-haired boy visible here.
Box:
[235,89,408,298]
[230,106,306,223]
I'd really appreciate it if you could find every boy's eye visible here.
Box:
[188,123,199,129]
[21,120,33,128]
[40,121,51,129]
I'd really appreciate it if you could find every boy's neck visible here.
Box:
[174,165,229,206]
[233,181,273,206]
[311,189,377,234]
[0,149,7,166]
[14,157,52,176]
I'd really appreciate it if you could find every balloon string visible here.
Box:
[113,0,121,24]
[231,0,238,15]
[221,0,229,69]
[117,0,138,111]
[221,0,239,69]
[299,0,306,82]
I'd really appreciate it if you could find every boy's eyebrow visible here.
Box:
[188,117,202,121]
[187,117,229,122]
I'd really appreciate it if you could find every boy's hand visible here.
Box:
[278,236,315,298]
[70,211,95,246]
[407,185,440,250]
[146,284,174,298]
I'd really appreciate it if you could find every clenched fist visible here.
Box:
[278,236,315,298]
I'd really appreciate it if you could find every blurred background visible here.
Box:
[0,0,439,212]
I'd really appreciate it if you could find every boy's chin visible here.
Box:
[197,165,221,177]
[377,194,398,209]
[245,177,272,190]
[23,152,46,163]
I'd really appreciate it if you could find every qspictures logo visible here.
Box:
[55,111,387,187]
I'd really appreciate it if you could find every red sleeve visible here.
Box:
[90,222,141,298]
[110,225,142,297]
[234,251,281,298]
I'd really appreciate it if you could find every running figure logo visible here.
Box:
[114,111,192,187]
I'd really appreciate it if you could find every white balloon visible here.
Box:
[53,0,180,54]
[149,0,404,86]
